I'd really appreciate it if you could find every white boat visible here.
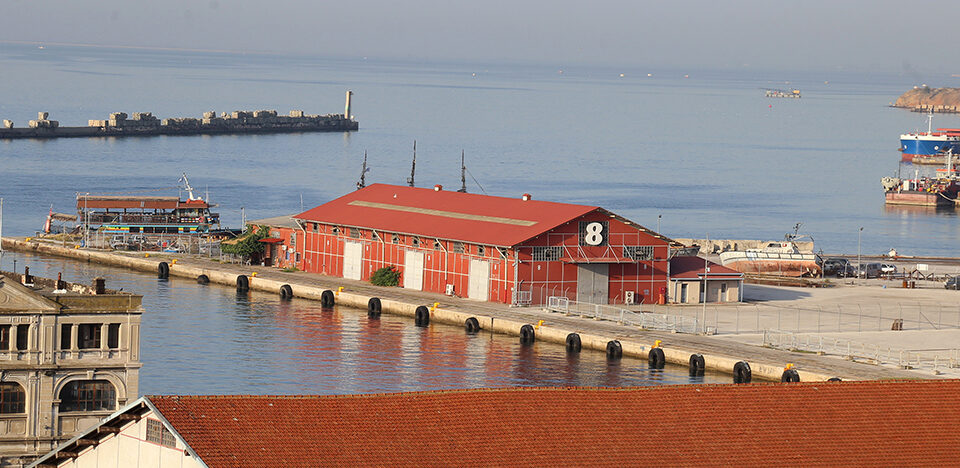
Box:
[718,228,820,277]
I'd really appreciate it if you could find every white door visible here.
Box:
[468,259,490,301]
[342,241,363,280]
[403,250,424,290]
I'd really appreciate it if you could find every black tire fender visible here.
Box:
[414,306,430,327]
[689,354,705,376]
[648,347,666,369]
[733,361,752,384]
[368,297,382,317]
[280,284,293,300]
[196,274,210,284]
[320,290,335,308]
[781,369,801,383]
[157,262,170,279]
[520,324,536,344]
[464,317,480,333]
[236,275,249,292]
[606,340,622,360]
[565,333,582,353]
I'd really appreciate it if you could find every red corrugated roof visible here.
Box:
[294,184,598,247]
[149,381,960,467]
[258,238,283,244]
[670,255,743,279]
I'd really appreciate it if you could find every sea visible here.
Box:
[0,43,957,394]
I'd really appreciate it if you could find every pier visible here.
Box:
[1,237,926,383]
[0,92,357,140]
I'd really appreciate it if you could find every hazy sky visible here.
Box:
[3,0,959,73]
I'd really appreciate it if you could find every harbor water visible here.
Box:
[1,43,960,257]
[0,251,726,394]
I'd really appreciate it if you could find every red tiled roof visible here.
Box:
[150,380,960,467]
[671,255,743,279]
[294,184,598,247]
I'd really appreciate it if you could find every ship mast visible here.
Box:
[458,150,467,193]
[357,151,368,190]
[179,173,197,201]
[407,140,416,187]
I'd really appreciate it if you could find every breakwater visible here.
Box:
[0,92,357,139]
[3,237,923,383]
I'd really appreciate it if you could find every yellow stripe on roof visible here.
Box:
[348,200,538,226]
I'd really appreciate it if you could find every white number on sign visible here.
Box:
[584,222,604,246]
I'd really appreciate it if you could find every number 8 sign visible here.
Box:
[579,221,608,246]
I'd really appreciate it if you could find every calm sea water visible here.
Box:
[1,44,959,256]
[0,251,725,394]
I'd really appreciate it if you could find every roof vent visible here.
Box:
[521,193,532,201]
[434,184,443,191]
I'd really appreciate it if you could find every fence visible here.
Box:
[763,329,960,373]
[545,296,699,333]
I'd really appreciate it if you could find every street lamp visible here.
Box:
[857,227,863,280]
[657,214,662,234]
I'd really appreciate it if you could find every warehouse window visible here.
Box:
[312,223,319,233]
[531,246,562,261]
[349,228,361,239]
[15,325,28,351]
[78,324,100,349]
[623,246,654,261]
[477,246,486,256]
[290,232,297,248]
[411,237,420,248]
[391,234,401,244]
[0,325,9,350]
[0,383,25,414]
[60,324,71,350]
[433,240,442,251]
[59,380,116,412]
[332,227,340,236]
[108,324,120,349]
[497,247,508,259]
[372,231,381,241]
[147,419,177,448]
[453,242,465,253]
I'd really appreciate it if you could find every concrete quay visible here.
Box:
[1,237,924,383]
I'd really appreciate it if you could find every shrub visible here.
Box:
[221,225,268,258]
[370,266,401,287]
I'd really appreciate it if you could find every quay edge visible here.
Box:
[2,237,855,383]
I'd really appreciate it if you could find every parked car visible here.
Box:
[855,262,883,279]
[880,263,897,275]
[822,258,853,277]
[946,277,960,290]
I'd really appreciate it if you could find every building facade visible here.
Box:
[284,184,673,305]
[0,271,141,467]
[668,256,744,304]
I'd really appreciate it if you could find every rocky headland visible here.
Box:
[893,86,960,112]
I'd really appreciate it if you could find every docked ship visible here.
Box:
[899,113,960,162]
[718,228,820,277]
[77,174,220,235]
[882,156,960,207]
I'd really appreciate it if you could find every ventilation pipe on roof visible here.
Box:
[434,184,443,191]
[521,193,532,201]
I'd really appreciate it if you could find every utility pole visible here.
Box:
[357,151,368,190]
[458,150,467,193]
[407,140,416,188]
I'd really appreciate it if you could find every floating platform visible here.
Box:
[885,190,955,207]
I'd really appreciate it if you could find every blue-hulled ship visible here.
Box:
[900,113,960,162]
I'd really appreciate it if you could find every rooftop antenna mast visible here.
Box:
[179,173,197,201]
[357,151,369,190]
[458,150,467,193]
[407,140,416,187]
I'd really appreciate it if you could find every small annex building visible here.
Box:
[30,381,960,467]
[285,183,675,305]
[669,256,744,303]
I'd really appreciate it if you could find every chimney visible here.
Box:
[56,272,66,291]
[344,90,353,120]
[22,267,33,286]
[434,184,443,191]
[93,277,106,295]
[521,193,532,201]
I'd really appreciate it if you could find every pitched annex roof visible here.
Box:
[294,184,598,247]
[670,255,744,279]
[147,381,960,467]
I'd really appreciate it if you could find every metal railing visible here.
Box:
[544,296,699,333]
[763,329,960,373]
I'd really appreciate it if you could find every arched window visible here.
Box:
[59,380,116,412]
[0,383,25,414]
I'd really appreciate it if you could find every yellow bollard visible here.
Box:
[653,339,662,348]
[145,253,150,258]
[74,245,79,249]
[336,286,344,297]
[784,363,794,370]
[251,272,257,277]
[25,238,31,242]
[171,259,178,265]
[535,319,545,330]
[431,302,440,312]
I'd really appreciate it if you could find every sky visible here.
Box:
[3,0,960,74]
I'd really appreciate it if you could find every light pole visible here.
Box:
[857,227,863,280]
[657,214,662,234]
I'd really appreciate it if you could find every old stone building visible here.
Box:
[0,270,141,467]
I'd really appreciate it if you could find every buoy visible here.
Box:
[606,340,622,360]
[368,297,382,318]
[464,317,480,333]
[414,306,430,327]
[157,262,169,279]
[519,324,535,344]
[320,290,335,308]
[688,354,705,376]
[733,361,752,384]
[279,284,293,300]
[236,275,249,292]
[565,333,582,353]
[648,347,666,369]
[196,274,209,284]
[781,364,800,383]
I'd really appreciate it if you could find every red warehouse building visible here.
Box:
[288,184,674,306]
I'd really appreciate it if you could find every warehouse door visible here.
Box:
[468,259,490,301]
[577,263,609,305]
[403,250,424,290]
[342,241,363,280]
